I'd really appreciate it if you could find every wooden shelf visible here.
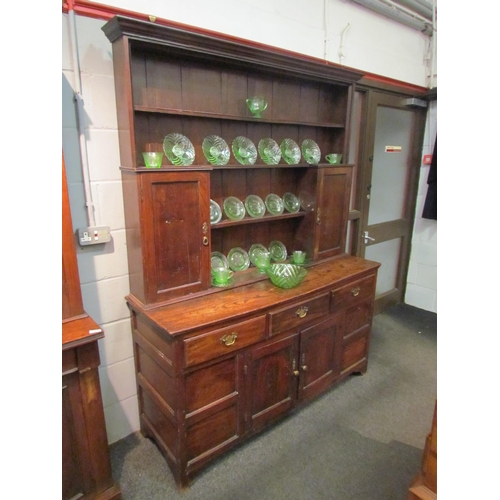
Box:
[134,106,346,129]
[212,211,306,228]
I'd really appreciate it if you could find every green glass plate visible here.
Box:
[223,196,246,220]
[301,139,321,164]
[202,135,230,166]
[283,192,300,214]
[227,247,250,272]
[269,240,287,262]
[211,251,229,271]
[232,136,257,165]
[163,133,195,166]
[249,243,269,267]
[280,138,301,165]
[258,138,281,165]
[265,193,284,216]
[245,195,266,218]
[210,199,222,224]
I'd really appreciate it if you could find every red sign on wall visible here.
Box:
[423,154,433,164]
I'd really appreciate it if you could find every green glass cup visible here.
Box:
[255,251,271,273]
[142,151,163,168]
[292,250,306,265]
[325,153,343,165]
[212,268,234,284]
[246,96,267,118]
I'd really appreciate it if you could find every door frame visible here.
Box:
[349,86,427,314]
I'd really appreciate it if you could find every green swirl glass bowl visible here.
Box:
[266,263,307,289]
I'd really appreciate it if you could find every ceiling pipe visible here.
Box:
[395,0,433,21]
[349,0,433,35]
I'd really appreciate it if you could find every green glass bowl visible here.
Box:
[266,263,307,289]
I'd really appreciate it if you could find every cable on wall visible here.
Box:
[67,0,96,227]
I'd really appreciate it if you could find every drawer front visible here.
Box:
[268,293,330,336]
[184,315,266,367]
[331,274,376,312]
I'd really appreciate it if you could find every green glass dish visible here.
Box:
[283,192,300,214]
[232,136,257,165]
[258,138,281,165]
[269,240,287,262]
[163,133,195,166]
[265,193,284,216]
[223,196,246,220]
[202,135,230,166]
[266,263,308,289]
[280,138,301,165]
[301,139,321,164]
[211,251,229,272]
[249,243,269,267]
[227,247,250,272]
[210,199,222,224]
[245,195,266,218]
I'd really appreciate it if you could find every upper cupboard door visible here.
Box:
[315,167,352,260]
[139,171,211,304]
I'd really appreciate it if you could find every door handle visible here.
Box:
[363,231,375,245]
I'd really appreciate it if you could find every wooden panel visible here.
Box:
[184,315,266,367]
[186,405,239,462]
[62,370,94,499]
[181,64,223,114]
[185,358,238,413]
[141,391,179,459]
[269,293,329,336]
[137,346,176,410]
[343,300,372,334]
[272,80,300,122]
[62,154,84,320]
[134,313,175,374]
[342,332,368,371]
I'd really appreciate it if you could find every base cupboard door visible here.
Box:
[299,313,342,402]
[246,333,299,433]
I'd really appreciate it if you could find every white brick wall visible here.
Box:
[62,1,436,444]
[405,100,437,313]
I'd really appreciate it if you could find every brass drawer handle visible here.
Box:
[220,333,238,346]
[296,306,309,318]
[202,236,209,246]
[351,287,360,297]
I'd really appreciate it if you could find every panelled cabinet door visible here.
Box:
[315,167,352,259]
[246,333,299,433]
[139,171,211,304]
[298,313,342,402]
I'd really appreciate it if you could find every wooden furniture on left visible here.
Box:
[408,401,437,500]
[62,154,121,500]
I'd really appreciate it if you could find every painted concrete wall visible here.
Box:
[62,0,437,444]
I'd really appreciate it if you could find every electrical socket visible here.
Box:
[77,226,111,246]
